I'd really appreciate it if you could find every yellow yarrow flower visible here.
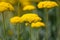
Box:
[19,0,31,6]
[20,0,36,10]
[31,22,45,28]
[21,13,42,23]
[0,2,14,12]
[10,16,21,24]
[7,0,17,4]
[0,6,7,12]
[8,3,14,11]
[37,1,58,8]
[23,5,36,10]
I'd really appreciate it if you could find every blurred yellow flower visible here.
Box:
[0,2,14,12]
[8,3,14,11]
[10,16,21,24]
[31,22,45,28]
[0,6,7,12]
[20,0,31,6]
[20,0,36,10]
[37,1,58,8]
[7,0,17,4]
[23,5,36,10]
[0,0,17,4]
[21,13,42,23]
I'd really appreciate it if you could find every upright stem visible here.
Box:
[17,0,21,40]
[44,9,49,40]
[30,24,32,40]
[16,23,20,40]
[17,0,20,16]
[56,1,60,40]
[2,13,6,40]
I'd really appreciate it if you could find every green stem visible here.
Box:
[36,29,40,40]
[16,23,20,40]
[2,13,7,40]
[34,29,39,40]
[44,9,49,40]
[17,0,20,16]
[30,24,32,40]
[56,1,60,40]
[30,25,40,40]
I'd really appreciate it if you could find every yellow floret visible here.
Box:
[8,3,14,11]
[19,0,31,6]
[0,2,14,12]
[23,5,36,10]
[0,6,7,12]
[31,22,45,28]
[21,13,42,23]
[0,0,17,4]
[7,0,17,4]
[10,16,21,24]
[37,1,58,8]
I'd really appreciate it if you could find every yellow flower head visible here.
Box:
[20,0,36,10]
[20,0,31,6]
[7,0,17,4]
[31,22,45,28]
[0,2,14,12]
[21,13,42,23]
[0,6,7,12]
[37,1,58,8]
[23,5,36,10]
[10,16,21,24]
[0,0,17,4]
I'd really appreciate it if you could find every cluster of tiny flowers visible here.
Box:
[10,13,41,23]
[0,2,14,12]
[7,0,17,4]
[0,0,17,4]
[19,0,31,6]
[31,22,45,28]
[21,13,45,28]
[10,13,45,28]
[10,16,21,24]
[23,5,36,10]
[37,1,58,8]
[20,0,36,11]
[21,13,42,23]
